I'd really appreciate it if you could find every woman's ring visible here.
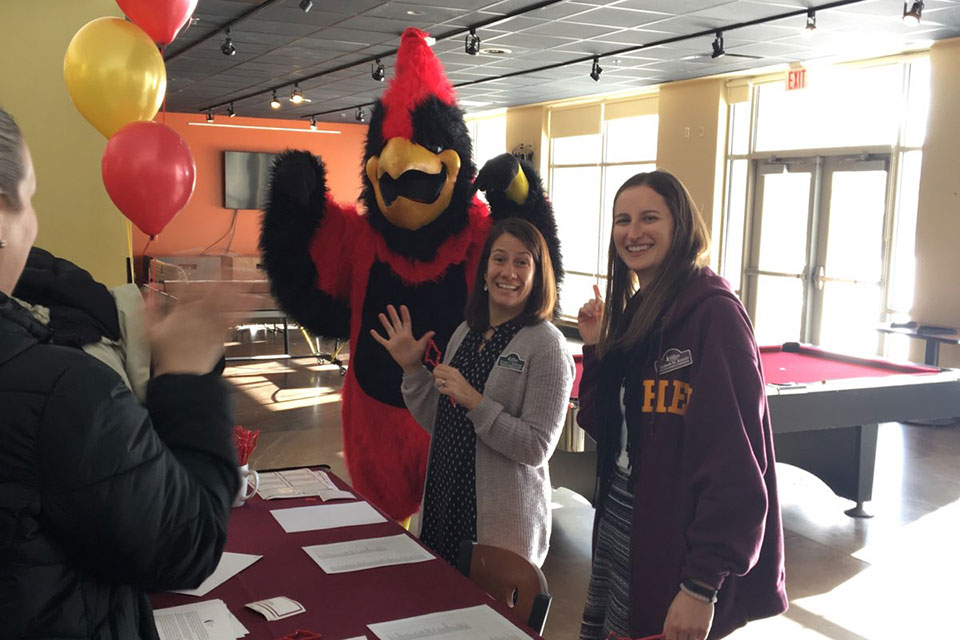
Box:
[439,379,446,387]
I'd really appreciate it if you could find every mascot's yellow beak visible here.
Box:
[365,137,460,231]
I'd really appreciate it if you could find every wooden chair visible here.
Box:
[457,540,552,635]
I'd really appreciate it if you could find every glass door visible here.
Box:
[743,155,891,352]
[744,159,819,345]
[812,156,890,354]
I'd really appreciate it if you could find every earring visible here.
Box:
[483,282,487,291]
[0,239,7,249]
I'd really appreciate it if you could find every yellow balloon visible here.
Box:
[64,17,166,138]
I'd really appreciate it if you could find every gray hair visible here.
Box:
[0,106,25,212]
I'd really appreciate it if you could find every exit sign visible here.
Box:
[787,68,807,91]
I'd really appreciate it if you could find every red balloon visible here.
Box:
[102,122,196,237]
[116,0,198,45]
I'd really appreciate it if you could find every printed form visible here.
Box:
[367,605,528,640]
[270,501,386,533]
[303,533,435,573]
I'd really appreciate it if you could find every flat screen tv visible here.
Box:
[223,151,277,209]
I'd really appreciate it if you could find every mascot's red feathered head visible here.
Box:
[361,28,477,261]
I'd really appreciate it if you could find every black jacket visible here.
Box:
[13,247,121,348]
[0,292,239,639]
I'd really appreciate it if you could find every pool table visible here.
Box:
[548,342,960,517]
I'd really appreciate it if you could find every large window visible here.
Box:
[465,113,507,173]
[720,58,930,359]
[548,98,658,318]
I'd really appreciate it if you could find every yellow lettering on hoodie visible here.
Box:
[668,380,693,415]
[641,379,656,412]
[638,378,694,415]
[656,379,670,413]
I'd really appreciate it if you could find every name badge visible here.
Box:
[496,353,526,372]
[656,348,693,374]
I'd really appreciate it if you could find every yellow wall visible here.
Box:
[0,0,128,287]
[505,105,547,177]
[913,37,960,367]
[655,78,727,268]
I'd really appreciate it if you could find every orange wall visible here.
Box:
[131,112,368,256]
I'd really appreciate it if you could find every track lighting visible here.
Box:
[221,28,236,56]
[355,107,365,123]
[299,0,313,12]
[903,1,924,25]
[371,58,385,82]
[465,28,480,56]
[805,9,817,32]
[206,109,214,123]
[227,102,236,118]
[290,83,304,104]
[310,116,317,130]
[711,31,725,59]
[270,90,281,109]
[589,56,602,82]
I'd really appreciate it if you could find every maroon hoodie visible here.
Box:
[578,267,788,638]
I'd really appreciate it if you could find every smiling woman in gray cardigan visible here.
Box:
[372,219,574,567]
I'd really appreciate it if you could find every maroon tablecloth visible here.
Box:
[150,470,541,640]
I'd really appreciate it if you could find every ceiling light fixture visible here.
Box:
[371,58,385,82]
[310,116,318,130]
[805,9,817,32]
[227,102,236,118]
[206,109,214,123]
[290,83,304,104]
[299,0,313,13]
[465,28,481,56]
[355,107,366,123]
[903,1,924,25]
[270,90,281,109]
[589,56,602,82]
[221,28,236,56]
[711,31,725,59]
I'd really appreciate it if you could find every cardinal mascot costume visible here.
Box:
[260,28,562,520]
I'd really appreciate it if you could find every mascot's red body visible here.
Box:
[261,28,560,520]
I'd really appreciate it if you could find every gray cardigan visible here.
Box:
[401,320,574,567]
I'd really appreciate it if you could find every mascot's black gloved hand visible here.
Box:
[474,153,529,206]
[270,150,325,211]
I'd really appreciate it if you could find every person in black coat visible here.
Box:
[0,108,243,638]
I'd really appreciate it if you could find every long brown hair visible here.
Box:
[597,170,710,358]
[464,218,557,331]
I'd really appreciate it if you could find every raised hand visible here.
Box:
[577,283,604,345]
[369,304,435,374]
[433,364,483,411]
[147,284,258,376]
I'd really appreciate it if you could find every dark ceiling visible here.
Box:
[162,0,960,123]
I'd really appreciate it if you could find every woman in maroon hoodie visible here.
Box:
[576,170,787,640]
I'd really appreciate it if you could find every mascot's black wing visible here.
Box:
[475,154,563,286]
[259,150,351,339]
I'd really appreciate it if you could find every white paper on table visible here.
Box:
[367,605,527,640]
[228,611,248,638]
[258,468,354,501]
[270,501,386,533]
[303,534,435,574]
[169,552,263,597]
[154,599,238,640]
